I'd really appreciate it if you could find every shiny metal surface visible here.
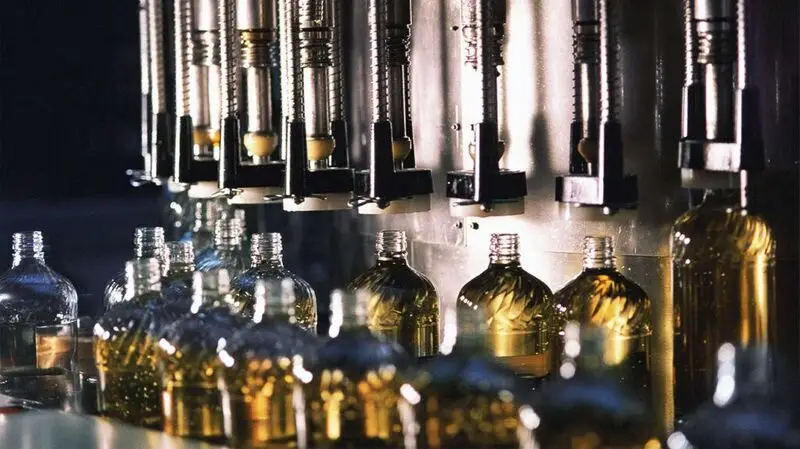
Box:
[0,411,224,449]
[191,0,221,133]
[148,0,167,113]
[238,0,277,136]
[244,68,273,133]
[194,0,219,31]
[299,0,332,139]
[236,0,276,29]
[303,69,330,137]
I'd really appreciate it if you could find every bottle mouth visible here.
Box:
[215,218,242,246]
[489,233,520,264]
[376,230,407,258]
[165,241,194,265]
[12,231,45,258]
[134,227,165,256]
[582,235,615,269]
[251,232,282,264]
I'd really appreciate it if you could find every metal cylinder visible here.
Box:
[387,0,411,141]
[280,0,304,121]
[694,0,736,140]
[369,0,389,122]
[461,0,498,125]
[299,0,331,139]
[598,0,620,125]
[139,0,151,158]
[191,0,221,147]
[572,0,600,141]
[175,0,193,117]
[219,0,239,119]
[238,0,278,137]
[736,0,747,88]
[684,0,700,85]
[148,0,167,113]
[328,0,344,122]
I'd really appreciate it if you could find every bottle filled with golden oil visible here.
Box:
[346,230,440,358]
[304,289,412,448]
[217,278,319,449]
[531,323,662,449]
[161,240,196,302]
[230,232,317,332]
[456,233,556,380]
[553,236,652,403]
[400,304,532,449]
[94,258,188,428]
[672,188,776,419]
[157,269,247,443]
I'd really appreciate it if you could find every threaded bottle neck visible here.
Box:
[489,233,520,265]
[251,232,283,267]
[164,241,195,274]
[124,258,162,300]
[194,199,222,230]
[582,236,615,270]
[328,289,369,338]
[215,218,242,249]
[252,278,296,324]
[12,231,45,265]
[134,227,166,259]
[376,230,407,260]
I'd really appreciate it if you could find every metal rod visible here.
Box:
[148,0,167,113]
[369,0,389,123]
[299,0,331,139]
[280,0,304,121]
[219,0,239,120]
[598,0,619,126]
[328,0,344,122]
[175,0,193,117]
[139,0,152,161]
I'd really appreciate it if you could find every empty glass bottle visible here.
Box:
[161,241,196,303]
[553,236,652,399]
[305,289,411,448]
[157,269,247,442]
[456,233,556,379]
[196,218,247,278]
[218,279,319,448]
[230,233,317,332]
[103,227,165,310]
[671,344,800,449]
[94,258,187,429]
[346,230,440,358]
[0,231,79,404]
[531,323,661,449]
[401,304,531,449]
[672,188,776,419]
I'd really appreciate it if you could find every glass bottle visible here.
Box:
[531,322,661,449]
[161,241,196,302]
[456,233,556,379]
[181,198,226,255]
[0,231,79,403]
[400,304,531,448]
[94,258,187,428]
[553,236,652,399]
[157,269,247,442]
[671,344,800,449]
[230,232,317,332]
[103,227,165,310]
[305,289,411,448]
[346,230,440,358]
[672,188,776,419]
[196,217,247,278]
[218,279,319,448]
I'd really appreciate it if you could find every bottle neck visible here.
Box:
[12,232,45,266]
[191,270,231,311]
[328,290,369,338]
[164,241,195,275]
[124,258,162,300]
[194,200,221,231]
[489,233,520,265]
[582,236,616,270]
[251,233,284,268]
[376,230,408,262]
[133,227,165,260]
[215,218,242,251]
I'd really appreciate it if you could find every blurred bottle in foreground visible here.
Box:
[218,279,319,448]
[161,241,196,302]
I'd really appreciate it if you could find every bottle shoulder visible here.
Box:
[415,350,526,397]
[672,204,776,261]
[553,269,651,337]
[161,308,246,361]
[0,260,78,324]
[315,327,411,376]
[347,261,439,301]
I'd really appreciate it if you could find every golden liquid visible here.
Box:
[347,258,440,358]
[309,366,404,448]
[535,426,662,449]
[553,268,653,403]
[457,262,556,378]
[672,195,775,418]
[220,355,300,448]
[159,347,225,441]
[420,391,521,449]
[229,271,318,333]
[94,334,162,428]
